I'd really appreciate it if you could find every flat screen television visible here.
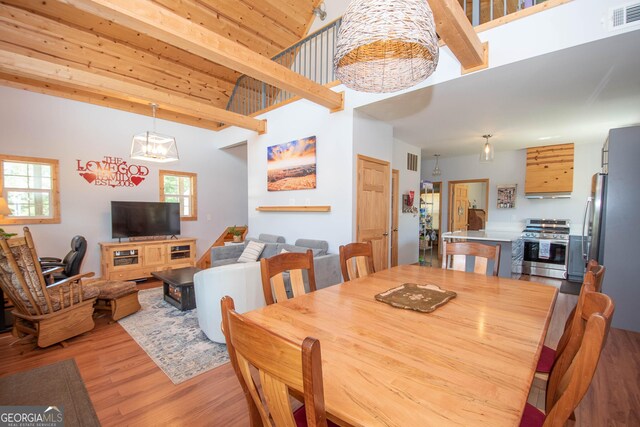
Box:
[111,201,181,239]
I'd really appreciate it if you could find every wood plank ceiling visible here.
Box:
[0,0,323,131]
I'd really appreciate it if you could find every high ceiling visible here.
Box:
[358,29,640,158]
[0,0,322,130]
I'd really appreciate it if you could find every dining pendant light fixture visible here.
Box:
[479,134,494,163]
[432,154,442,176]
[130,103,179,163]
[334,0,439,93]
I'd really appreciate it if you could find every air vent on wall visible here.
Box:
[407,153,418,171]
[610,2,640,29]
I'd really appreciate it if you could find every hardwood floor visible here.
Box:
[0,277,638,426]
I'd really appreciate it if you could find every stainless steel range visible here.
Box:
[521,219,570,279]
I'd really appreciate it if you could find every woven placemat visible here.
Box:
[375,283,457,313]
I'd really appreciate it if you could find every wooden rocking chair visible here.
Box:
[0,227,99,347]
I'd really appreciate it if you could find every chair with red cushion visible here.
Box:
[520,272,614,426]
[221,296,338,427]
[535,260,605,374]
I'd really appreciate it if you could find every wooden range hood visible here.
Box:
[525,143,574,199]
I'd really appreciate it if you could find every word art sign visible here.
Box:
[76,156,149,188]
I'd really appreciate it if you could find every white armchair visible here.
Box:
[193,262,266,343]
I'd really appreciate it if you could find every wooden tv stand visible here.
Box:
[99,238,196,281]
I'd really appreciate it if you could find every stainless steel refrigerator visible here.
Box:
[582,125,640,332]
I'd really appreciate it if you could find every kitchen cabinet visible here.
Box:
[567,235,586,282]
[525,143,574,194]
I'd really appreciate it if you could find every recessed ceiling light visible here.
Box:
[537,135,561,141]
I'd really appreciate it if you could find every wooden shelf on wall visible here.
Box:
[255,206,331,212]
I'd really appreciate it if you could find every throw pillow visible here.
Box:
[238,240,265,263]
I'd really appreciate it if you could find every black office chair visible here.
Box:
[39,235,88,283]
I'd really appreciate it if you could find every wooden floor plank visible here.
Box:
[0,277,638,425]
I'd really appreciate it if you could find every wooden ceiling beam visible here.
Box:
[243,0,309,37]
[155,0,299,50]
[0,24,228,107]
[60,0,344,111]
[151,0,284,56]
[3,0,241,86]
[0,4,234,97]
[429,0,489,72]
[0,50,266,133]
[0,3,235,98]
[0,72,223,130]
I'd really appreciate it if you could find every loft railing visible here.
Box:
[460,0,547,26]
[226,18,341,116]
[226,1,549,117]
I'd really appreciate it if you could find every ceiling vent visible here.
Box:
[610,2,640,30]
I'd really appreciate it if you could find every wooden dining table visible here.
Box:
[243,265,558,426]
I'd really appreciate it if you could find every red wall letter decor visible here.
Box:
[76,156,150,188]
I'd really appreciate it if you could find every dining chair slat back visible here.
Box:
[260,250,316,305]
[442,241,501,276]
[588,259,605,293]
[339,242,375,282]
[554,260,606,360]
[542,273,614,425]
[221,296,329,427]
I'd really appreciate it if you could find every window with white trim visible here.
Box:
[159,170,197,221]
[0,155,60,224]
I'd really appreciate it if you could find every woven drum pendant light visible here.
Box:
[334,0,439,93]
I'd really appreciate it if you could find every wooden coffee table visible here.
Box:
[152,267,201,311]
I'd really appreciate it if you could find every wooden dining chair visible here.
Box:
[536,260,606,375]
[520,277,614,427]
[441,241,501,276]
[260,250,316,305]
[221,296,334,427]
[339,241,375,281]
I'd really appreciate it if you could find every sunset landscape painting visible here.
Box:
[267,136,317,191]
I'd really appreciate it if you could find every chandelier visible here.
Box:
[130,104,179,163]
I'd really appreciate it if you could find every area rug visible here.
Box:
[0,359,100,427]
[118,287,229,384]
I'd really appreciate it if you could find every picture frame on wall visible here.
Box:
[267,136,317,191]
[497,184,517,209]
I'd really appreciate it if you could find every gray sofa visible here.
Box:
[210,234,342,290]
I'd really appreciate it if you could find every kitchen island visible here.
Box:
[441,230,522,278]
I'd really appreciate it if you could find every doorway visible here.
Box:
[419,181,442,265]
[356,155,390,272]
[447,179,489,232]
[391,169,399,267]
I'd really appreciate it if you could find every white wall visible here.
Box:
[352,111,394,242]
[0,87,248,275]
[393,139,421,265]
[421,142,602,234]
[231,96,354,253]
